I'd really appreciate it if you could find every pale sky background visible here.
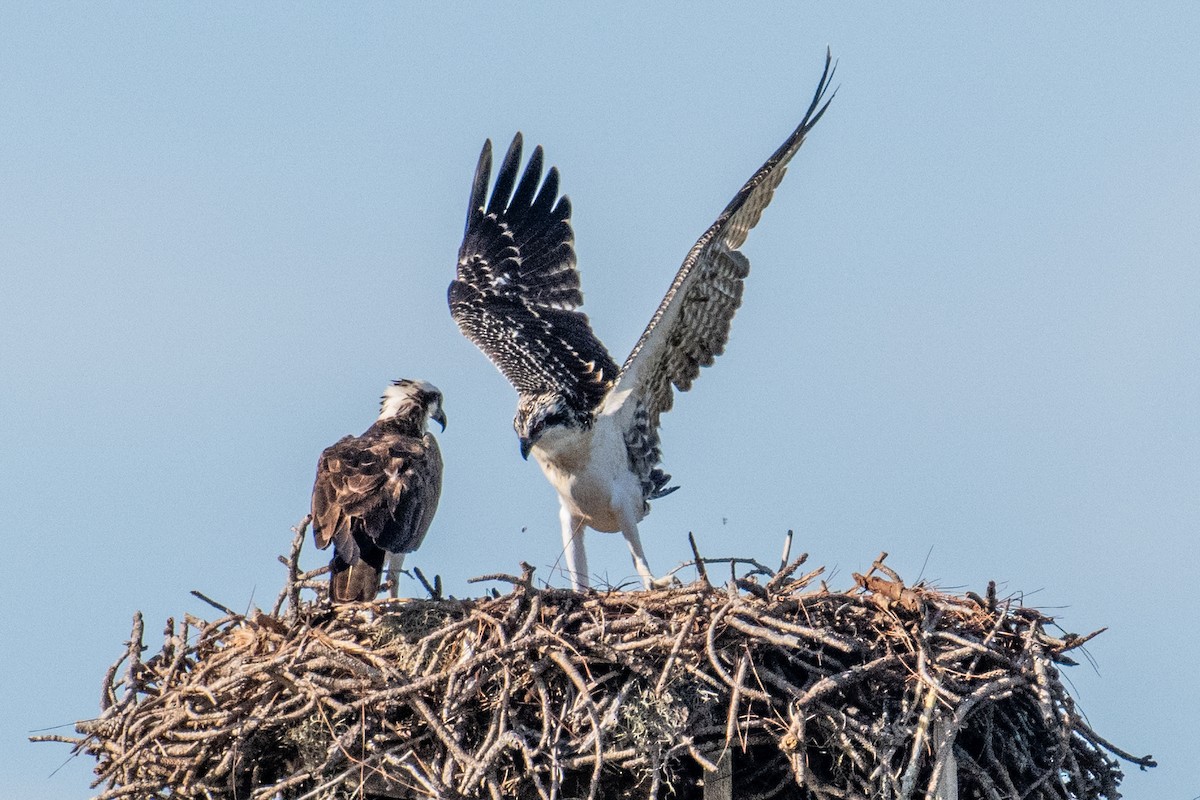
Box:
[2,5,1197,798]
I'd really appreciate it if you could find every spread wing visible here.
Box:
[607,50,836,433]
[311,431,443,564]
[449,134,619,413]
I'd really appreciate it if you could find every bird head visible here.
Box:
[514,393,585,459]
[379,379,447,431]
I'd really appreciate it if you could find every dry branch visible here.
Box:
[36,525,1154,799]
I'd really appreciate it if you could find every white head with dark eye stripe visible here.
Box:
[379,379,447,432]
[514,393,588,460]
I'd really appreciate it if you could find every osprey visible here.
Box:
[311,379,446,602]
[449,53,834,590]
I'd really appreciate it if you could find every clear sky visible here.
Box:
[2,5,1196,798]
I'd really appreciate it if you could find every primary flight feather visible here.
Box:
[450,52,835,589]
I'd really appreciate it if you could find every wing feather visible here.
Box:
[611,50,837,430]
[310,429,443,565]
[380,433,443,554]
[450,134,619,412]
[311,436,365,556]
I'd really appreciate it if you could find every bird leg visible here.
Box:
[559,503,590,590]
[386,552,407,598]
[620,522,671,590]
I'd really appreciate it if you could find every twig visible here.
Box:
[689,532,710,586]
[189,591,237,618]
[42,529,1152,800]
[412,567,443,600]
[779,529,793,572]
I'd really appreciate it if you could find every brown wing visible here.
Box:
[312,435,374,559]
[377,433,442,555]
[310,430,443,566]
[609,50,836,430]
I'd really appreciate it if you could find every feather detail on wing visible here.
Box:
[449,134,619,413]
[311,430,443,566]
[609,50,837,432]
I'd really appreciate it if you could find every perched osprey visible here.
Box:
[449,54,834,590]
[311,379,446,602]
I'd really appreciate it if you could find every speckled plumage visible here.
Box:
[311,380,445,602]
[450,53,836,589]
[449,135,620,416]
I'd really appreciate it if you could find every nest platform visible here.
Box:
[38,524,1155,799]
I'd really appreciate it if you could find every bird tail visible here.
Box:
[648,468,679,500]
[328,536,387,603]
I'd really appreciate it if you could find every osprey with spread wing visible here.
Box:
[449,53,834,590]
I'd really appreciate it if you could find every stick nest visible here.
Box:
[41,523,1154,799]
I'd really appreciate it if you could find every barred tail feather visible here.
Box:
[329,537,387,603]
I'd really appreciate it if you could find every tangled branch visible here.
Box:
[36,523,1154,799]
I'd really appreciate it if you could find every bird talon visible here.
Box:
[648,574,681,590]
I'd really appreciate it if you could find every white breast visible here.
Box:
[531,416,645,534]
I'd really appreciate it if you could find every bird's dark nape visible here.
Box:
[329,539,387,603]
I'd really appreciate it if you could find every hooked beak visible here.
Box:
[518,436,533,460]
[431,407,447,431]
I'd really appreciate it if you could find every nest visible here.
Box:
[39,523,1155,799]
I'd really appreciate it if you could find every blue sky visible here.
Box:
[2,5,1197,798]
